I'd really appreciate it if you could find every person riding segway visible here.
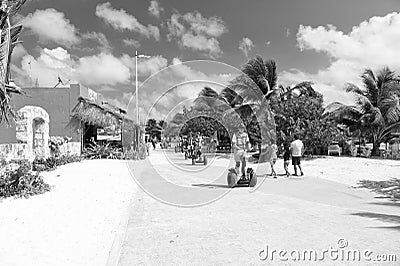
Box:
[227,128,256,187]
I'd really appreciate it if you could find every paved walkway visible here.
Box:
[119,150,400,265]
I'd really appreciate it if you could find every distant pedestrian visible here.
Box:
[283,144,291,177]
[269,144,278,178]
[290,134,304,176]
[146,141,151,156]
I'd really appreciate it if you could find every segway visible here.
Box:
[227,167,256,188]
[189,147,207,165]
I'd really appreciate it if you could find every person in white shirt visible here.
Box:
[231,128,251,178]
[290,134,304,176]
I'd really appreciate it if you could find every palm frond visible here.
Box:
[361,70,378,105]
[381,95,400,124]
[345,83,366,97]
[264,59,277,91]
[355,94,374,113]
[198,86,218,98]
[376,66,395,90]
[228,74,265,105]
[9,0,27,16]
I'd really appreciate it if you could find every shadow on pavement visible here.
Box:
[368,201,400,207]
[356,178,400,202]
[192,183,251,189]
[192,183,230,189]
[351,212,400,231]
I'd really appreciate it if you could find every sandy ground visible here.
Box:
[0,160,137,266]
[120,151,400,265]
[1,152,399,265]
[299,156,400,187]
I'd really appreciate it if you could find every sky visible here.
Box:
[10,0,400,121]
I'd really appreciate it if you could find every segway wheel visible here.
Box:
[185,152,188,160]
[249,169,257,187]
[203,156,207,165]
[192,158,196,165]
[227,172,237,188]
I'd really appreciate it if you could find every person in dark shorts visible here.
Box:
[290,134,304,176]
[283,144,291,177]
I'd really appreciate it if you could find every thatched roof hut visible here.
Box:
[68,97,142,151]
[69,96,137,129]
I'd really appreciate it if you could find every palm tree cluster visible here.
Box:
[169,55,349,156]
[327,67,400,156]
[172,56,279,150]
[0,0,26,124]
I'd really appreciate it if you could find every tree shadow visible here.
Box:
[351,212,400,231]
[368,201,400,207]
[356,178,400,202]
[192,183,249,189]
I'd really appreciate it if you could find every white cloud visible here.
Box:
[81,32,111,52]
[285,27,291,37]
[15,47,133,87]
[19,47,76,87]
[148,0,164,18]
[283,12,400,105]
[96,2,160,41]
[167,11,227,58]
[76,53,131,85]
[11,45,27,63]
[23,8,80,46]
[238,37,254,57]
[122,38,141,48]
[182,11,227,37]
[181,32,222,57]
[12,46,172,88]
[120,54,168,76]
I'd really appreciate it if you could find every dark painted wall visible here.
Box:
[0,84,82,144]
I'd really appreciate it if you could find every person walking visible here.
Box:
[290,134,304,176]
[269,144,278,178]
[283,144,291,177]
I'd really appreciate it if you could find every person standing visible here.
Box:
[290,134,304,176]
[231,128,251,178]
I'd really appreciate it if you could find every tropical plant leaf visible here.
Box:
[345,83,366,97]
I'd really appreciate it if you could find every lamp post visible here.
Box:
[135,50,150,150]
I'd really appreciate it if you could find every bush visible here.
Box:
[32,154,82,172]
[0,163,50,198]
[83,142,147,160]
[83,142,123,159]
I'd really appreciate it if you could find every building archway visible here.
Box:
[16,106,50,159]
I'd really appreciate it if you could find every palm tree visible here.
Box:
[276,81,316,100]
[192,86,243,135]
[228,56,279,105]
[229,56,278,141]
[326,67,400,156]
[193,86,223,112]
[271,81,317,142]
[0,0,26,124]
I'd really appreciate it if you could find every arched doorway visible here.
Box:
[32,117,46,157]
[16,106,50,159]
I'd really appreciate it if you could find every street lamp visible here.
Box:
[135,50,150,151]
